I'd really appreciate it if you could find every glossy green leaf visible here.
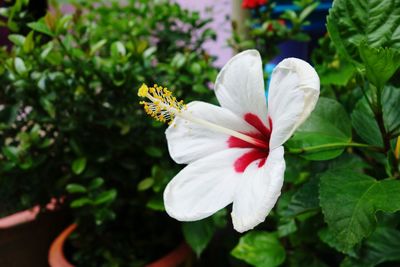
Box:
[327,0,400,63]
[93,189,117,205]
[320,169,400,251]
[182,218,215,257]
[351,96,383,146]
[286,97,352,160]
[359,44,400,89]
[66,183,87,194]
[72,157,87,175]
[231,231,285,267]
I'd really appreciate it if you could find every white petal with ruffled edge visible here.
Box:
[214,50,268,126]
[166,101,257,164]
[268,58,320,149]
[164,148,252,221]
[231,146,285,233]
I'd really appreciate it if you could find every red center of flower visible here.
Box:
[227,113,272,173]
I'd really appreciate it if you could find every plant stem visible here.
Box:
[287,142,382,154]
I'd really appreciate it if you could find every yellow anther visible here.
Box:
[138,83,187,124]
[138,84,149,97]
[395,136,400,160]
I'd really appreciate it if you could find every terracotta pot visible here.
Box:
[0,207,71,267]
[49,224,193,267]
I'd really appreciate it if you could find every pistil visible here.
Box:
[138,84,268,149]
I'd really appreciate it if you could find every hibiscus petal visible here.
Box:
[214,50,268,126]
[166,101,257,164]
[268,58,320,149]
[164,148,252,221]
[231,146,285,233]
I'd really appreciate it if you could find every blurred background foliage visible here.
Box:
[0,0,219,265]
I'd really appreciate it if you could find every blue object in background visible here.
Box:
[265,1,332,93]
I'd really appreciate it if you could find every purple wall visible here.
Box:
[175,0,233,67]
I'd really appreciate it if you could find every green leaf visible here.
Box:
[320,169,400,251]
[359,44,400,89]
[14,57,27,75]
[231,231,285,267]
[111,41,126,58]
[318,228,357,257]
[144,146,162,158]
[182,218,215,257]
[137,177,154,191]
[316,60,355,86]
[72,157,87,175]
[286,97,352,160]
[23,31,34,53]
[340,227,400,267]
[70,197,92,208]
[88,177,104,190]
[93,189,117,205]
[277,219,297,237]
[360,227,400,265]
[2,146,19,162]
[90,39,107,56]
[327,0,400,63]
[351,96,383,146]
[284,177,319,217]
[8,34,25,46]
[382,85,400,136]
[66,183,87,194]
[27,19,54,36]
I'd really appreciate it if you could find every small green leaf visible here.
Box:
[90,39,107,56]
[137,177,154,191]
[27,19,54,36]
[359,44,400,89]
[286,97,352,160]
[320,169,400,251]
[23,31,34,53]
[72,157,87,175]
[14,57,27,75]
[183,218,215,257]
[70,197,92,208]
[231,231,285,267]
[8,34,25,46]
[111,41,126,58]
[66,183,87,194]
[93,189,117,205]
[144,146,162,158]
[88,177,104,190]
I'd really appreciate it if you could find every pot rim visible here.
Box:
[48,223,192,267]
